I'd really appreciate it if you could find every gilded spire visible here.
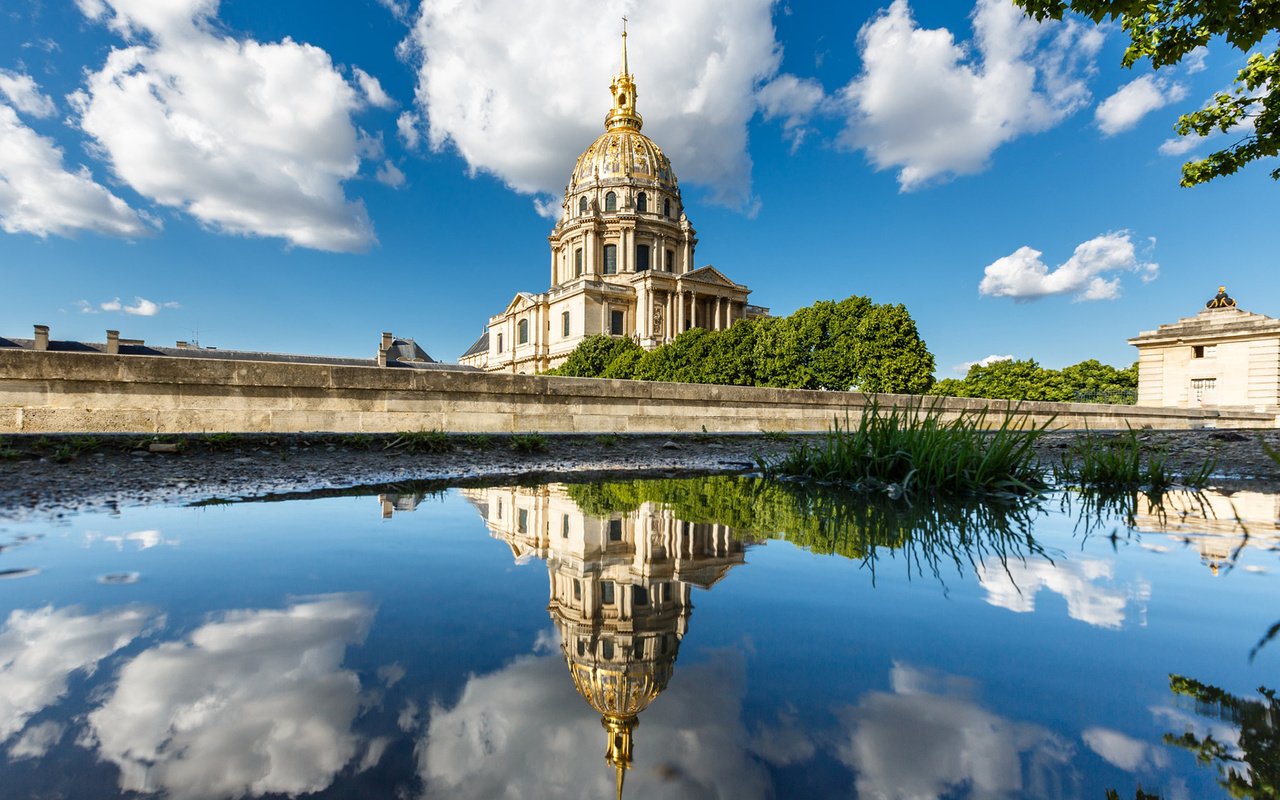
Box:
[603,713,635,800]
[605,20,643,132]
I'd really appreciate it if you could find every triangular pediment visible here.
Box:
[500,291,538,315]
[681,265,739,288]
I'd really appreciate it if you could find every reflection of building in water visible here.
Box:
[378,493,429,519]
[462,484,752,796]
[1134,489,1280,574]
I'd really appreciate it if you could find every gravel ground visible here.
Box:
[1,428,1279,520]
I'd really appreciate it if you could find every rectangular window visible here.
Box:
[518,319,529,344]
[636,244,650,271]
[496,333,503,353]
[601,581,615,605]
[602,640,614,660]
[608,518,623,541]
[573,579,581,600]
[517,508,528,534]
[575,248,583,277]
[561,311,570,337]
[666,249,675,272]
[496,498,503,519]
[603,244,617,275]
[633,585,649,605]
[610,309,625,336]
[562,514,570,538]
[1193,345,1205,358]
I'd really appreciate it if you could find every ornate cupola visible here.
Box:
[605,24,643,132]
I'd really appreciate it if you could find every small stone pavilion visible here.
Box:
[1129,287,1280,409]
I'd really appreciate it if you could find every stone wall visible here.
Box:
[1,349,1275,434]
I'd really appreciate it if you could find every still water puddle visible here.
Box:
[0,477,1277,799]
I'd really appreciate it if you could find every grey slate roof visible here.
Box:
[460,330,489,359]
[0,337,478,372]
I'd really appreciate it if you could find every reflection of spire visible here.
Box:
[460,483,753,798]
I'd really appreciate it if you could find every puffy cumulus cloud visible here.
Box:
[978,556,1150,629]
[0,70,56,118]
[979,231,1158,302]
[354,67,396,110]
[1082,727,1169,772]
[836,662,1075,799]
[1095,75,1188,136]
[418,642,773,799]
[376,161,406,189]
[71,0,377,252]
[403,0,798,212]
[0,105,151,239]
[955,353,1013,373]
[757,74,826,149]
[87,594,374,800]
[0,605,154,743]
[838,0,1100,190]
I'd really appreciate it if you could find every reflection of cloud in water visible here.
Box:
[837,663,1075,800]
[978,558,1148,629]
[88,594,374,800]
[85,529,176,551]
[1082,726,1168,772]
[418,643,771,799]
[0,605,153,743]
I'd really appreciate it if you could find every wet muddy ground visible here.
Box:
[2,428,1278,520]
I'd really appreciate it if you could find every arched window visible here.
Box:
[578,196,588,215]
[604,191,617,212]
[517,319,529,344]
[574,248,583,277]
[637,192,647,213]
[603,244,618,274]
[663,198,671,217]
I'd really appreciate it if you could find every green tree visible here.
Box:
[633,328,715,383]
[1059,359,1138,403]
[1013,0,1280,185]
[1164,674,1278,798]
[545,334,642,378]
[851,303,936,394]
[931,359,1066,401]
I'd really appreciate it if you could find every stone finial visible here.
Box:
[106,330,120,355]
[1206,286,1237,309]
[33,324,49,351]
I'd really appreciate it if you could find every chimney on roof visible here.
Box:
[33,325,49,351]
[106,330,120,355]
[175,340,188,349]
[378,331,394,367]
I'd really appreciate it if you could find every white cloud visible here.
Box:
[78,297,180,316]
[396,110,421,149]
[1184,46,1208,74]
[0,70,56,118]
[838,0,1099,191]
[418,642,772,799]
[71,0,377,252]
[402,0,794,211]
[1158,135,1200,156]
[979,231,1158,302]
[354,67,395,110]
[1082,727,1169,772]
[87,595,374,800]
[837,663,1074,799]
[0,104,151,239]
[978,556,1150,629]
[376,160,406,189]
[8,720,66,760]
[757,74,826,149]
[955,353,1013,373]
[1095,75,1188,136]
[377,0,409,22]
[0,605,153,743]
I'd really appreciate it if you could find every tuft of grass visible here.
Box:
[594,433,622,448]
[1263,437,1280,468]
[692,425,714,443]
[1055,429,1213,491]
[760,430,789,442]
[510,432,548,453]
[0,444,20,461]
[389,429,452,454]
[465,433,493,450]
[201,432,239,450]
[338,433,377,451]
[758,401,1050,498]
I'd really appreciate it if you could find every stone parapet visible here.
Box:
[0,349,1274,434]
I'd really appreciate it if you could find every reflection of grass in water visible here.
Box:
[567,475,1047,585]
[758,402,1050,498]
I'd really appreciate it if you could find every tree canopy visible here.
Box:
[929,358,1138,403]
[545,295,936,394]
[1013,0,1280,185]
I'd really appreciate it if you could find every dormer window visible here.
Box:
[663,198,671,217]
[578,196,588,215]
[605,191,617,212]
[637,192,647,213]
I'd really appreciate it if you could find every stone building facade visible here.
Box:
[1129,287,1280,410]
[459,31,765,373]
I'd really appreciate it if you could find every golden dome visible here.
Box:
[567,26,679,195]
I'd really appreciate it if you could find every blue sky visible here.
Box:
[0,0,1275,376]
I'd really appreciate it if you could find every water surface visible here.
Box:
[0,477,1276,799]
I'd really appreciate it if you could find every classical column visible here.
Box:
[690,291,698,328]
[676,291,685,332]
[585,229,596,276]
